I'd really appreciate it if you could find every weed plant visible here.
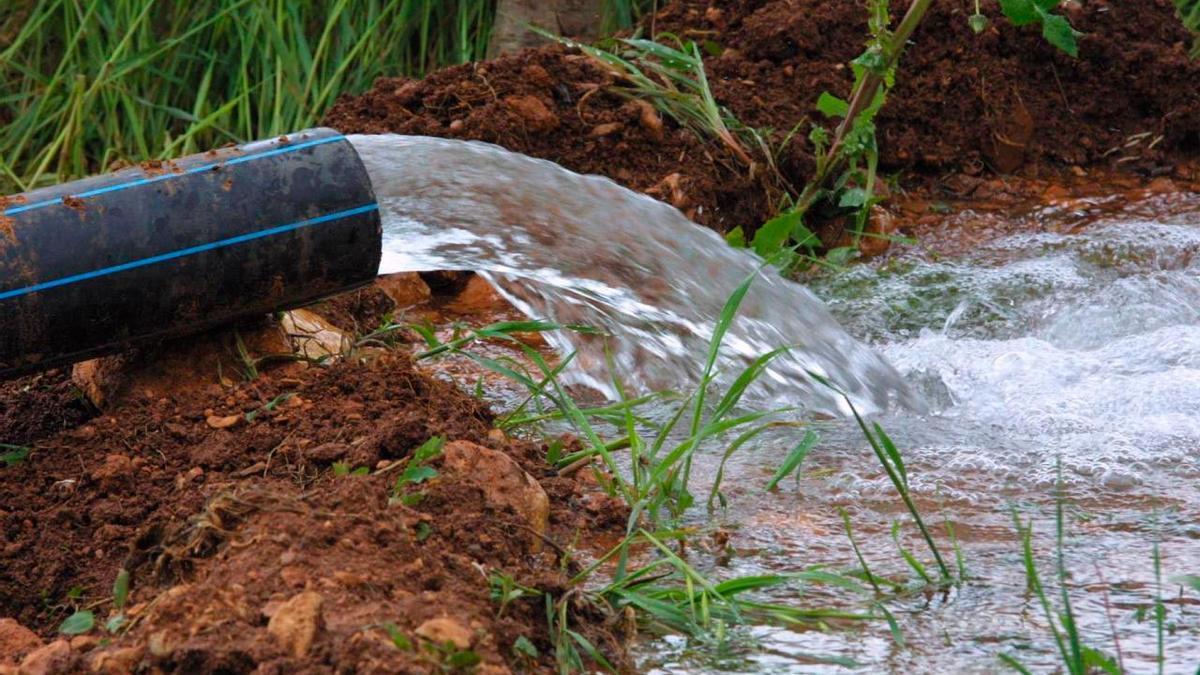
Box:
[0,0,495,192]
[407,271,954,670]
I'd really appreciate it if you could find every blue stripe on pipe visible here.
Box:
[0,203,379,301]
[3,135,345,216]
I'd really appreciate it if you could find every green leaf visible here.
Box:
[816,92,849,118]
[411,436,445,463]
[1170,574,1200,592]
[998,0,1039,25]
[512,635,539,659]
[1039,12,1079,56]
[825,246,858,266]
[724,226,746,247]
[112,568,130,611]
[876,603,906,647]
[383,622,413,650]
[838,187,868,208]
[998,653,1035,674]
[1081,646,1121,674]
[969,13,990,33]
[59,611,95,635]
[1,444,30,467]
[446,650,481,668]
[765,430,818,491]
[400,465,438,485]
[415,522,433,541]
[752,210,800,257]
[873,422,907,488]
[104,614,126,634]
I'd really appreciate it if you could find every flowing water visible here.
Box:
[350,134,1200,672]
[351,134,916,415]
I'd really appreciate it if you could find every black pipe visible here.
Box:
[0,127,381,379]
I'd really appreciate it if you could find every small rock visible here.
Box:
[87,646,144,674]
[521,64,554,89]
[146,630,176,658]
[445,275,510,314]
[632,100,663,141]
[205,414,242,430]
[90,454,134,488]
[415,617,473,649]
[504,95,559,132]
[67,635,98,653]
[392,80,422,104]
[1146,176,1178,195]
[859,207,895,258]
[0,618,42,665]
[282,309,348,361]
[590,122,623,137]
[442,441,549,552]
[17,639,71,675]
[267,591,324,658]
[374,273,431,309]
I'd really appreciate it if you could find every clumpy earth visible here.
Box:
[0,282,629,674]
[325,0,1200,240]
[4,1,1200,673]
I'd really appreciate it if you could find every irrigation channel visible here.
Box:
[353,134,1200,672]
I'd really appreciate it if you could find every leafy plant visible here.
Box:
[490,571,542,618]
[332,462,370,477]
[390,435,445,504]
[999,0,1081,57]
[1179,0,1200,58]
[1,444,30,467]
[58,610,95,636]
[745,0,1081,268]
[244,392,295,422]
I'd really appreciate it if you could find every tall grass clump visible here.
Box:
[408,272,954,668]
[0,0,495,192]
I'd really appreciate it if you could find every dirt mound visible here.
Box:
[0,347,627,673]
[325,0,1200,239]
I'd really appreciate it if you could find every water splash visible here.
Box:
[349,134,916,414]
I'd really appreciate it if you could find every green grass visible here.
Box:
[0,0,496,193]
[410,273,955,669]
[1179,0,1200,57]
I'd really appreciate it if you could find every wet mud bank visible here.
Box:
[0,280,628,673]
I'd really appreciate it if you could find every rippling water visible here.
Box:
[349,132,1200,672]
[647,198,1200,673]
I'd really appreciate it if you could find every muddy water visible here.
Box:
[350,134,915,416]
[643,194,1200,673]
[350,133,1200,672]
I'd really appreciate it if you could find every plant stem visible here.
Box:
[794,0,934,218]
